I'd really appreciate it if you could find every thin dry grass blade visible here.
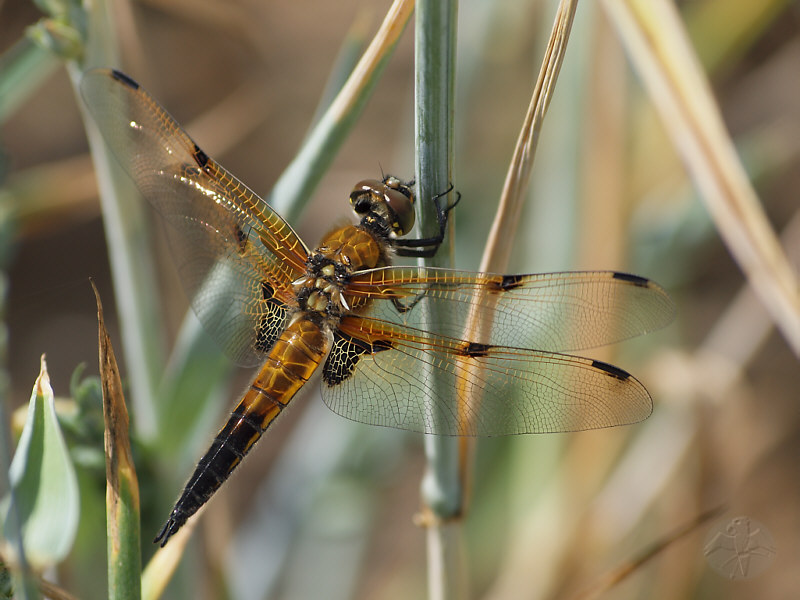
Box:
[602,0,800,356]
[141,510,201,600]
[38,578,81,600]
[455,0,579,508]
[481,0,578,273]
[571,505,725,600]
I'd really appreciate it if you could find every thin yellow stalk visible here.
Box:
[571,506,725,600]
[602,0,800,356]
[455,0,579,505]
[481,0,579,273]
[141,510,201,600]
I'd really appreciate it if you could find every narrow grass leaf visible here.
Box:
[93,282,141,600]
[0,37,59,123]
[482,0,578,274]
[69,0,166,440]
[141,509,200,600]
[572,505,725,600]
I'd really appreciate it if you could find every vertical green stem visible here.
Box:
[414,1,463,598]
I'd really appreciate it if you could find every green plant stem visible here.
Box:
[0,37,59,123]
[414,1,462,599]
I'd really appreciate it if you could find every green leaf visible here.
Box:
[2,356,80,569]
[93,282,141,600]
[26,19,84,62]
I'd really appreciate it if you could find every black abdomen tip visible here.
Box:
[154,511,185,547]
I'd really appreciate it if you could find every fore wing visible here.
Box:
[345,268,674,353]
[81,68,309,365]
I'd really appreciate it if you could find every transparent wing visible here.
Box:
[344,268,674,353]
[321,315,652,435]
[81,68,308,365]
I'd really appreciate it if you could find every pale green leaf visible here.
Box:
[2,356,79,569]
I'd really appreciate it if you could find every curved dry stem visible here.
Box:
[481,0,579,274]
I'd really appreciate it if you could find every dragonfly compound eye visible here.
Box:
[382,180,415,236]
[349,179,383,216]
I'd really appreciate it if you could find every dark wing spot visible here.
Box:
[612,272,649,287]
[234,224,249,252]
[372,339,393,351]
[500,274,525,291]
[254,282,289,354]
[459,342,491,358]
[323,332,393,386]
[591,359,630,381]
[111,69,139,90]
[255,311,285,354]
[193,144,209,168]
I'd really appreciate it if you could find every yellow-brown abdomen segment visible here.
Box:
[155,313,331,546]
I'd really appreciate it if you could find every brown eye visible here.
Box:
[384,186,415,235]
[349,179,382,215]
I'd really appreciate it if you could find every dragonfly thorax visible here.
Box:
[293,254,351,316]
[296,216,392,318]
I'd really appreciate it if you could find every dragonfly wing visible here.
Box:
[321,315,652,436]
[346,268,674,353]
[81,68,308,365]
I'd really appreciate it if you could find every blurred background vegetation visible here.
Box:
[0,0,798,598]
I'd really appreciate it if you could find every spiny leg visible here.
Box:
[393,184,460,258]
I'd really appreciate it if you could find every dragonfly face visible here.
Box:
[349,176,417,238]
[81,68,675,547]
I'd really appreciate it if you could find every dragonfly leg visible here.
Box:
[393,184,460,258]
[390,291,428,314]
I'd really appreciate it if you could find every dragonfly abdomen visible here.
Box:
[154,313,332,546]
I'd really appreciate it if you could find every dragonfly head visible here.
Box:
[349,176,415,237]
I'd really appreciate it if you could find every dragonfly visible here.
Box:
[81,68,675,547]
